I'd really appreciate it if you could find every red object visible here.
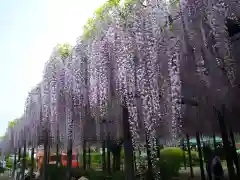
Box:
[236,143,240,149]
[61,153,80,167]
[37,151,80,169]
[62,160,80,167]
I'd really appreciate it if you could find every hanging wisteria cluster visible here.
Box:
[1,0,239,171]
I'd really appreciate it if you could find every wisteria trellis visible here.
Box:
[1,0,239,171]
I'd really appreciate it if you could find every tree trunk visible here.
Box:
[111,145,121,171]
[102,140,106,171]
[77,153,79,168]
[66,139,73,180]
[21,141,26,180]
[30,147,34,180]
[112,153,116,171]
[12,149,17,177]
[88,144,91,169]
[156,138,160,159]
[181,139,187,170]
[43,132,48,180]
[122,105,135,180]
[18,148,21,162]
[56,143,60,167]
[83,140,87,170]
[47,146,50,163]
[186,134,194,177]
[229,129,240,178]
[196,132,205,180]
[145,134,153,180]
[107,136,111,174]
[213,133,217,152]
[215,105,235,180]
[56,126,60,167]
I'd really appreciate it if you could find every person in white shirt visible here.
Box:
[2,160,6,169]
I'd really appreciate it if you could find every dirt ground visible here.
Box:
[0,170,12,180]
[178,167,229,180]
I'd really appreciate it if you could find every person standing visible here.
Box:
[211,155,224,180]
[204,146,213,180]
[2,159,6,169]
[206,158,212,180]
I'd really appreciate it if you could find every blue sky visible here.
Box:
[0,0,106,135]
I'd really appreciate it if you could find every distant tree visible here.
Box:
[8,119,18,128]
[56,43,72,58]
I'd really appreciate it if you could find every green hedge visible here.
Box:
[157,147,183,177]
[5,155,36,169]
[91,152,102,164]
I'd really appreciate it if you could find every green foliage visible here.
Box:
[121,148,124,159]
[111,171,125,180]
[185,150,200,166]
[56,43,72,58]
[47,164,67,180]
[6,158,13,169]
[86,169,108,180]
[86,169,124,180]
[83,0,120,39]
[5,154,36,169]
[0,167,4,173]
[156,147,183,179]
[171,0,180,8]
[82,0,137,39]
[8,119,18,128]
[91,152,102,164]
